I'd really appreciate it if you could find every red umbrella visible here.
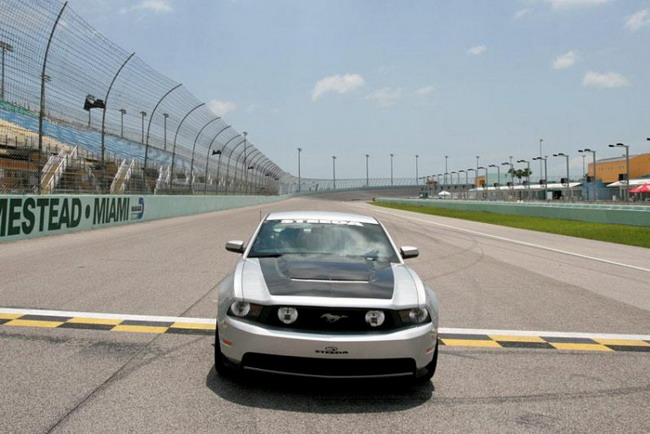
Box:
[629,183,650,193]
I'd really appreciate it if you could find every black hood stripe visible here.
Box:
[258,257,395,299]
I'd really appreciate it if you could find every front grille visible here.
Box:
[257,306,400,332]
[241,353,416,378]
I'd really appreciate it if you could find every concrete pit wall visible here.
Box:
[376,198,650,227]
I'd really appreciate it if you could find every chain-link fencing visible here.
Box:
[0,0,288,195]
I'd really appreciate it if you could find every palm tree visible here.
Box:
[508,167,532,184]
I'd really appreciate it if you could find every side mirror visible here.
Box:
[400,246,419,260]
[225,240,246,254]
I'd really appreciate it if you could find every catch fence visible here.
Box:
[0,0,288,195]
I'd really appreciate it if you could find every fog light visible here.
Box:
[365,310,385,327]
[277,307,298,324]
[409,307,428,323]
[230,301,250,317]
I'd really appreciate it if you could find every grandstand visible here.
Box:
[0,0,287,195]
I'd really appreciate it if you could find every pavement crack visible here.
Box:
[44,283,218,433]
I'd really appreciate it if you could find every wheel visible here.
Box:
[214,327,231,376]
[414,339,439,384]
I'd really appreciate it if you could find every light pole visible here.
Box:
[163,113,169,151]
[0,41,14,101]
[466,168,475,199]
[477,166,487,199]
[332,156,337,189]
[445,155,448,187]
[532,156,548,200]
[415,154,419,185]
[517,159,531,200]
[365,154,369,187]
[459,170,467,199]
[489,164,500,200]
[297,147,302,192]
[502,161,513,198]
[390,153,394,186]
[539,138,543,181]
[578,148,597,201]
[609,143,630,201]
[475,156,479,183]
[119,108,126,138]
[553,153,571,201]
[451,171,457,195]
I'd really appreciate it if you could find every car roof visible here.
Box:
[265,211,379,224]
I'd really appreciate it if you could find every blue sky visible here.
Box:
[66,0,650,180]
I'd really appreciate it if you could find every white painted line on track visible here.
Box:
[369,206,650,273]
[2,307,649,341]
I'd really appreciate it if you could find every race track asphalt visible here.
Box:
[1,196,648,433]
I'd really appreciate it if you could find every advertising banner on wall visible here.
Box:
[0,194,281,243]
[0,196,145,242]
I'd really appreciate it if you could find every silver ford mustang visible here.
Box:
[215,211,439,382]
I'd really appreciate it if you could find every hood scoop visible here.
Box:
[286,260,372,281]
[258,257,395,299]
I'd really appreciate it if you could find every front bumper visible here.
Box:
[218,317,437,378]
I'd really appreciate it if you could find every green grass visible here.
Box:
[373,202,650,249]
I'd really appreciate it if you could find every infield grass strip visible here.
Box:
[373,202,650,248]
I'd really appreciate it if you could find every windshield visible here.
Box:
[248,219,399,263]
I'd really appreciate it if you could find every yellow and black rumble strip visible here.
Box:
[0,312,215,335]
[438,333,650,353]
[1,311,649,353]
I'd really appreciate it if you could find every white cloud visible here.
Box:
[545,0,610,9]
[208,100,237,116]
[514,9,531,19]
[625,9,650,31]
[311,74,366,101]
[416,86,436,96]
[582,71,630,88]
[467,45,487,55]
[366,87,405,106]
[553,50,577,69]
[121,0,172,14]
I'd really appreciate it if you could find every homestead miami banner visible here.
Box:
[0,196,145,242]
[0,194,282,243]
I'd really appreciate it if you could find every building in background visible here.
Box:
[590,153,650,183]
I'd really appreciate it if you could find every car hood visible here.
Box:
[239,256,421,306]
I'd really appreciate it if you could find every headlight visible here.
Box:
[230,301,250,317]
[277,307,298,324]
[399,307,429,325]
[365,310,385,327]
[228,301,262,319]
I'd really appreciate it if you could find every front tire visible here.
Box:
[214,328,231,376]
[414,339,439,384]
